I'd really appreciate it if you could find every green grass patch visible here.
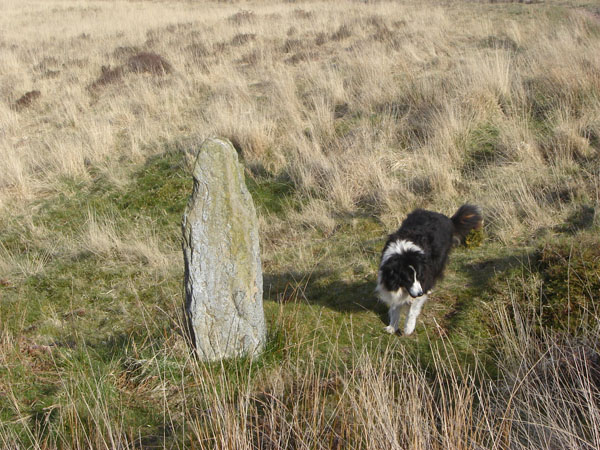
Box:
[245,174,298,216]
[22,149,191,245]
[461,122,502,176]
[538,232,600,331]
[115,151,191,227]
[464,227,485,249]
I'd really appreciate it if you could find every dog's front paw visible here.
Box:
[384,325,397,334]
[403,326,415,336]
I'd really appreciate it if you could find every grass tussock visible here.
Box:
[538,234,600,330]
[1,0,599,448]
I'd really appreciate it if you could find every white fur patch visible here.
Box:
[380,239,424,266]
[376,275,408,307]
[408,265,423,298]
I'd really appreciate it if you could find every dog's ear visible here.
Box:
[415,255,434,293]
[380,258,403,292]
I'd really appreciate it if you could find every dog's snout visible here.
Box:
[408,276,424,297]
[408,286,423,298]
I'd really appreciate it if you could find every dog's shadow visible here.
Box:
[263,247,538,332]
[264,271,388,325]
[263,253,523,330]
[461,250,538,291]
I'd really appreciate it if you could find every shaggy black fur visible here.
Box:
[379,204,482,297]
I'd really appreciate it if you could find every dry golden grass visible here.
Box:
[1,0,598,238]
[83,211,171,270]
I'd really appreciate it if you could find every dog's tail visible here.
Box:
[451,204,483,243]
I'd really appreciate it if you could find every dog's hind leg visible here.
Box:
[404,295,427,335]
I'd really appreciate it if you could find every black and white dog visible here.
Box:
[376,205,482,335]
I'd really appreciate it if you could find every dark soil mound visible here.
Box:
[126,52,172,75]
[13,90,41,111]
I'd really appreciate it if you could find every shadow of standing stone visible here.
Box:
[182,138,266,361]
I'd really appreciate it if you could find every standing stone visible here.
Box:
[182,138,266,361]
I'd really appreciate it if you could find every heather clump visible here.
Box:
[126,52,172,75]
[12,90,41,111]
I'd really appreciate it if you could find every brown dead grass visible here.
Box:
[330,24,352,41]
[231,33,256,46]
[112,45,141,58]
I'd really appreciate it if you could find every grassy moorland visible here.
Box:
[1,0,599,448]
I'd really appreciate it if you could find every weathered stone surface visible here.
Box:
[182,138,266,361]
